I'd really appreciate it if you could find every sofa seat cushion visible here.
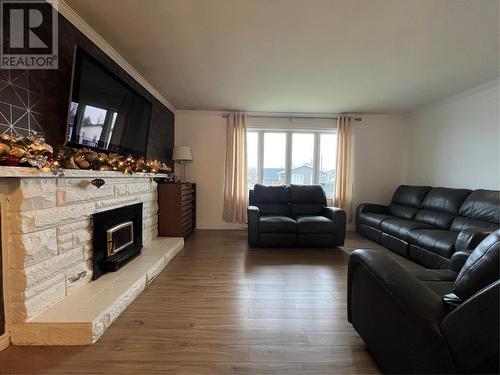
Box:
[296,215,334,234]
[381,219,436,240]
[259,215,296,234]
[407,229,459,258]
[358,212,395,230]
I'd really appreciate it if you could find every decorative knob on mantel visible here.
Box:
[91,178,105,189]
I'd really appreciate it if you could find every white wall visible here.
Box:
[176,111,409,229]
[352,115,409,209]
[175,111,245,229]
[407,79,500,189]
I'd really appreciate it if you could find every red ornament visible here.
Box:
[3,155,21,166]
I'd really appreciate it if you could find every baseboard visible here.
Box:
[196,224,246,230]
[0,334,10,351]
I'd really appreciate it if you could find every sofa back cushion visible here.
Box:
[454,230,499,300]
[290,184,326,216]
[389,185,432,220]
[414,188,471,229]
[252,184,291,215]
[450,190,500,232]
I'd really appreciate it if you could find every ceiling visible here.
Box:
[65,0,499,114]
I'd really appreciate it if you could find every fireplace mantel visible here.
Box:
[0,168,182,346]
[0,166,169,179]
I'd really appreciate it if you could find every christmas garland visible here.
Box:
[0,133,171,174]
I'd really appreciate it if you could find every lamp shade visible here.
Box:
[173,146,193,161]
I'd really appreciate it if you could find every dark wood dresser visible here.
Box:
[158,182,196,237]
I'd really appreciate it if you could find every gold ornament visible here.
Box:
[0,143,11,155]
[10,147,26,158]
[74,155,90,169]
[63,157,78,169]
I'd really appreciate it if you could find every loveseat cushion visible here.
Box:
[358,212,395,229]
[296,215,335,234]
[407,229,459,258]
[290,184,326,216]
[259,215,296,234]
[381,218,436,241]
[255,204,290,216]
[389,185,432,219]
[413,188,471,229]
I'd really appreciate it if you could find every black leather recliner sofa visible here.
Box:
[248,184,346,247]
[356,185,499,268]
[347,230,500,374]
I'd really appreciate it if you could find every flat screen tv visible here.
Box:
[66,47,152,157]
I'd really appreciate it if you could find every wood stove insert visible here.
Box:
[92,203,143,280]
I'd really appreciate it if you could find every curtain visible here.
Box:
[223,112,248,223]
[334,116,354,221]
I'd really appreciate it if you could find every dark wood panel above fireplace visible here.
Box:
[0,9,174,165]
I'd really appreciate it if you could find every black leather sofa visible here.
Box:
[347,230,500,374]
[356,185,500,268]
[247,184,346,247]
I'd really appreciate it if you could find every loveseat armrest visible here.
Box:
[247,206,260,246]
[322,207,346,246]
[455,229,492,253]
[355,203,390,231]
[348,249,453,373]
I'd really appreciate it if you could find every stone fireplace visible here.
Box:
[0,167,183,345]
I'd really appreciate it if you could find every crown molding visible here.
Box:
[414,78,499,116]
[57,0,176,113]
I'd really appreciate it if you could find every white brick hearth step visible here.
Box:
[11,237,184,345]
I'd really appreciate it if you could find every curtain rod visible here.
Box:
[221,113,362,122]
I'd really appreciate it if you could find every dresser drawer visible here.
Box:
[158,183,196,238]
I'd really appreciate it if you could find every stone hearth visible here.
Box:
[0,167,183,345]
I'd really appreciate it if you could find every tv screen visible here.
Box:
[66,47,152,157]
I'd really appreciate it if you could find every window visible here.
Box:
[291,133,314,184]
[247,132,259,190]
[263,133,286,186]
[247,130,337,198]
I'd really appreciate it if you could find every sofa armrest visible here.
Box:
[448,251,471,273]
[455,229,492,253]
[348,249,447,329]
[348,249,453,373]
[323,207,346,246]
[355,203,390,231]
[357,203,390,215]
[247,206,260,246]
[440,280,500,374]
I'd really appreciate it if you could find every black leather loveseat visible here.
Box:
[248,184,346,247]
[356,185,499,268]
[348,230,500,374]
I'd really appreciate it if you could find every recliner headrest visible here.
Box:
[253,184,290,204]
[290,184,326,204]
[458,190,500,224]
[454,230,500,300]
[391,185,432,208]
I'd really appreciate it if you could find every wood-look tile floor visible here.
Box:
[0,230,422,374]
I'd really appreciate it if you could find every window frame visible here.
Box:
[247,128,337,195]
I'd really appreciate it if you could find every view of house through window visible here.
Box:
[247,130,337,198]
